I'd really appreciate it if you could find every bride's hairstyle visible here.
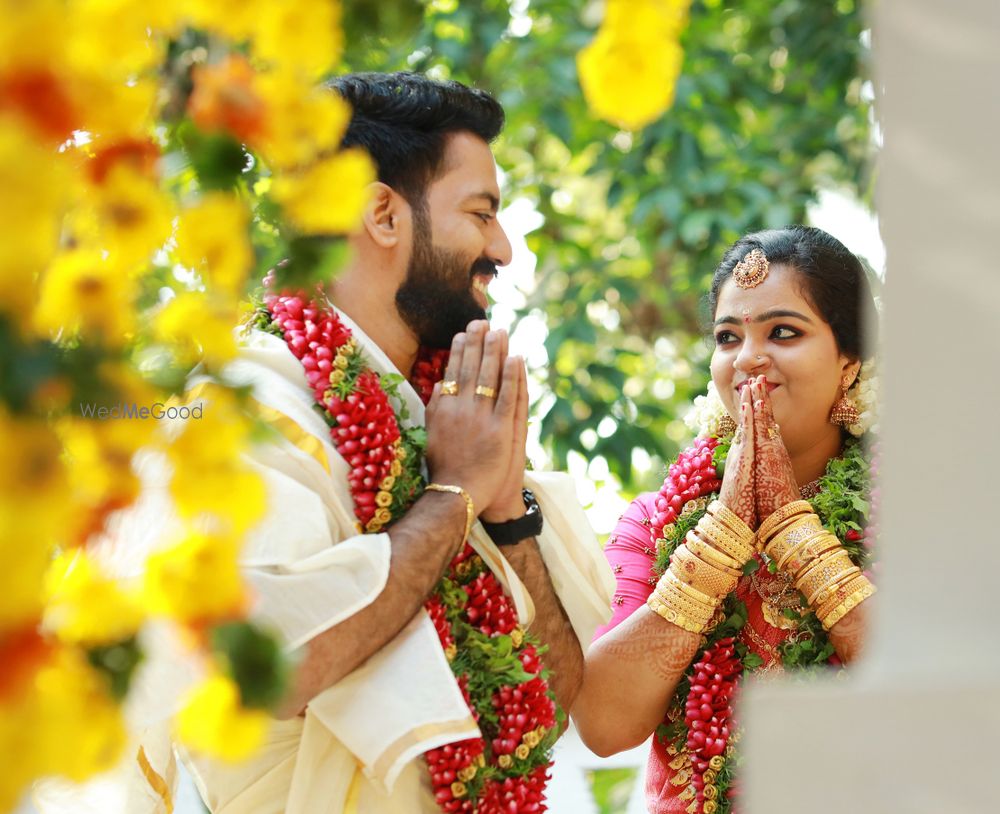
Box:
[707,226,879,361]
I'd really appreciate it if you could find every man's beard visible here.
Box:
[395,211,494,349]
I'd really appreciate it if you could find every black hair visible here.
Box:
[328,71,504,207]
[708,225,878,360]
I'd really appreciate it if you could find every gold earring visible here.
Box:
[829,375,860,428]
[717,414,737,436]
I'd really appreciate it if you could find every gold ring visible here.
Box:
[440,380,459,396]
[474,385,497,399]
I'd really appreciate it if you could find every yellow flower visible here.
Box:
[57,412,149,546]
[0,413,65,629]
[0,119,69,330]
[271,147,376,234]
[32,646,128,781]
[154,291,240,368]
[253,70,351,169]
[252,0,344,79]
[577,0,691,130]
[68,0,178,77]
[34,248,139,345]
[88,162,173,266]
[145,532,246,625]
[44,552,144,646]
[174,193,254,296]
[158,384,266,532]
[175,672,269,761]
[183,0,265,43]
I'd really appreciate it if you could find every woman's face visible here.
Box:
[710,263,859,459]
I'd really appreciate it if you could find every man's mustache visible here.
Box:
[470,259,498,278]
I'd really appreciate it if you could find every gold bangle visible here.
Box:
[706,500,754,545]
[669,546,740,598]
[696,514,754,565]
[778,529,841,575]
[653,584,716,625]
[795,552,856,600]
[818,581,876,631]
[764,514,825,565]
[684,531,742,573]
[806,566,862,608]
[793,547,853,592]
[815,573,872,620]
[662,570,717,606]
[758,500,814,543]
[425,483,475,541]
[655,577,717,618]
[646,592,712,634]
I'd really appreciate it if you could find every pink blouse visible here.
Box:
[593,492,662,639]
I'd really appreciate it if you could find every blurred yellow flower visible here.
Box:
[253,0,344,78]
[0,118,69,330]
[89,162,173,267]
[577,0,691,131]
[161,385,267,534]
[68,0,176,77]
[176,672,269,761]
[183,0,265,43]
[44,552,144,646]
[0,413,66,630]
[271,147,375,234]
[153,292,240,368]
[71,74,159,141]
[0,0,67,72]
[254,70,351,169]
[32,646,127,781]
[34,248,139,345]
[175,193,254,296]
[144,532,246,626]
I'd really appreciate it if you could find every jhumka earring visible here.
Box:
[717,414,737,436]
[829,375,861,427]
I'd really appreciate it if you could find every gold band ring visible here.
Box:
[440,380,459,396]
[474,385,498,399]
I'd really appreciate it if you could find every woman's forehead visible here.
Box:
[715,263,819,319]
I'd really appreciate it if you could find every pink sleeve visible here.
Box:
[592,492,660,641]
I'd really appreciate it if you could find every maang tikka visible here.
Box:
[733,248,769,289]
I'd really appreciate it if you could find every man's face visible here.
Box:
[395,132,513,348]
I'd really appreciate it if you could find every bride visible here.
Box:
[571,225,879,813]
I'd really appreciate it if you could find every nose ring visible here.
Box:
[755,355,763,361]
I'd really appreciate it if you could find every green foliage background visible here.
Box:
[341,0,874,498]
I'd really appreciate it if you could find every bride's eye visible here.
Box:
[714,330,738,346]
[771,326,800,340]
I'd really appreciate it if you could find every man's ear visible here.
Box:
[362,182,407,248]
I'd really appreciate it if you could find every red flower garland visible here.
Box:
[259,291,558,812]
[647,436,739,813]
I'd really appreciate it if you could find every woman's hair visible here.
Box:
[328,71,504,207]
[707,226,878,360]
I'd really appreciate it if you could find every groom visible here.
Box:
[175,72,612,812]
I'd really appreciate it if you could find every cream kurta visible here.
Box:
[34,313,614,814]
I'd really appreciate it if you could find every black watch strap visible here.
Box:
[480,488,544,546]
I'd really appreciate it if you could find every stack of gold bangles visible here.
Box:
[758,500,876,630]
[647,500,754,634]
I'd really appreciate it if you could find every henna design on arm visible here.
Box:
[600,609,701,682]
